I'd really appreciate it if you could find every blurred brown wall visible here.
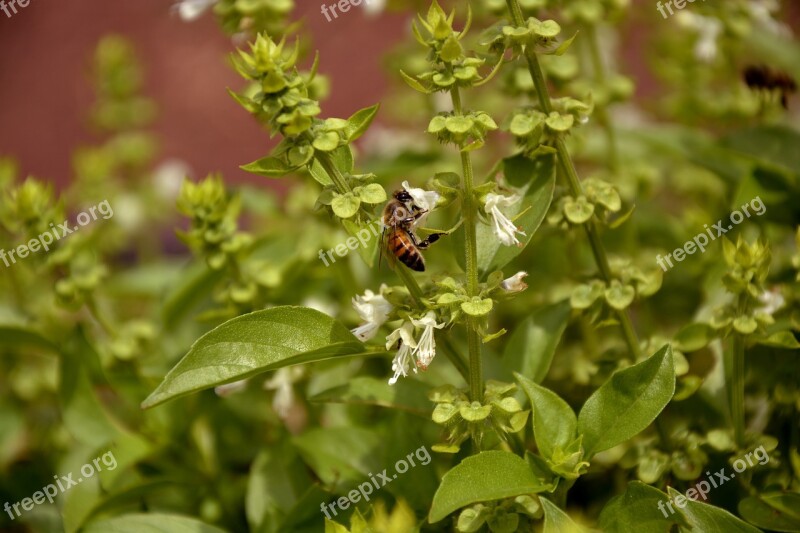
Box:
[0,0,407,189]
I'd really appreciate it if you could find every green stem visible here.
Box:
[731,333,746,448]
[314,150,352,194]
[314,151,471,381]
[507,0,641,360]
[450,86,483,403]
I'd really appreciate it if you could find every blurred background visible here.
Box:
[7,1,796,190]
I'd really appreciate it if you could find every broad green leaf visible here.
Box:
[293,427,382,487]
[309,376,431,416]
[739,492,800,532]
[475,153,556,276]
[82,514,228,533]
[142,307,366,408]
[345,104,380,142]
[515,373,577,461]
[578,344,675,457]
[599,481,686,533]
[241,155,297,177]
[667,487,762,533]
[0,325,59,354]
[429,450,546,523]
[502,301,571,382]
[541,497,586,533]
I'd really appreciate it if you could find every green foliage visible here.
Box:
[1,1,799,532]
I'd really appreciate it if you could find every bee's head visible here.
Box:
[394,189,413,203]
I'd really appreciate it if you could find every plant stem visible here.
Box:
[450,86,483,402]
[731,333,746,448]
[314,150,352,194]
[506,0,641,360]
[315,151,471,381]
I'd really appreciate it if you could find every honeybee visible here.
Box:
[743,65,797,109]
[381,189,443,272]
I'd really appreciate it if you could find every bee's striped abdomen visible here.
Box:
[388,230,425,272]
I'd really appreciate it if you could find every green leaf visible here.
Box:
[345,103,380,142]
[599,481,686,533]
[309,376,431,417]
[577,344,676,457]
[515,373,577,461]
[739,492,800,532]
[475,153,556,276]
[445,115,474,134]
[674,322,716,352]
[241,155,297,177]
[82,514,228,533]
[399,69,431,94]
[668,487,762,533]
[541,497,585,533]
[246,442,311,531]
[308,159,334,186]
[604,282,635,310]
[570,282,603,310]
[313,131,341,152]
[563,195,595,224]
[341,218,381,267]
[293,427,382,487]
[553,32,578,56]
[356,183,387,204]
[309,145,354,186]
[758,331,800,349]
[545,112,574,132]
[461,297,494,317]
[502,300,571,383]
[0,325,59,354]
[142,307,366,408]
[331,192,361,219]
[429,451,546,523]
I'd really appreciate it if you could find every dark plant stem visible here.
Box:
[505,0,641,361]
[731,333,746,448]
[450,85,483,403]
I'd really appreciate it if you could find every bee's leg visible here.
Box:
[416,232,446,249]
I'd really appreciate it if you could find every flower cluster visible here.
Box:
[429,381,529,453]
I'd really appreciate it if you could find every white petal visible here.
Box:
[501,271,528,292]
[175,0,217,21]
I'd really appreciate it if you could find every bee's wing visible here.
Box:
[378,224,386,270]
